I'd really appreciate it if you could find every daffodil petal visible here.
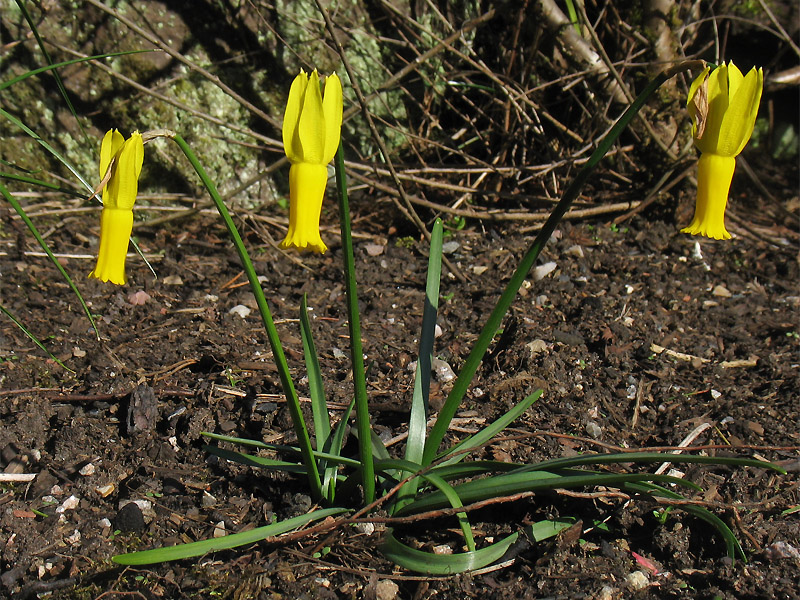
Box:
[296,70,326,165]
[89,207,133,285]
[720,67,763,156]
[283,69,307,164]
[321,72,343,164]
[100,129,124,202]
[107,132,144,211]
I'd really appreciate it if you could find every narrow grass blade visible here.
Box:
[520,452,786,474]
[381,530,519,575]
[624,480,745,560]
[435,390,542,465]
[204,446,308,475]
[300,294,330,451]
[0,171,84,197]
[0,180,97,338]
[323,398,355,502]
[397,470,696,515]
[172,133,321,501]
[407,218,444,463]
[201,433,363,469]
[422,61,706,465]
[423,471,475,551]
[0,51,151,93]
[0,304,73,372]
[527,518,576,542]
[112,507,348,565]
[300,294,332,497]
[0,108,91,191]
[394,219,444,512]
[333,142,374,503]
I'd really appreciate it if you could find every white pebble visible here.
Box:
[228,304,251,318]
[533,262,557,281]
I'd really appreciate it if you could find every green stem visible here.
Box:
[334,143,375,504]
[422,60,705,464]
[171,133,322,501]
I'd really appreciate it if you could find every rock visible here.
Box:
[626,570,649,591]
[441,241,460,254]
[228,304,251,318]
[375,579,399,600]
[712,285,732,297]
[533,261,557,280]
[114,502,145,532]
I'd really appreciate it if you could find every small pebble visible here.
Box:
[533,261,557,281]
[626,570,649,591]
[229,304,251,318]
[78,463,95,477]
[441,241,460,254]
[57,495,80,513]
[213,520,226,538]
[712,285,732,298]
[432,358,456,383]
[365,243,385,256]
[566,245,584,258]
[585,421,602,439]
[375,579,399,600]
[527,339,548,355]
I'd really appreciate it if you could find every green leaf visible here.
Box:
[527,518,577,542]
[172,134,321,500]
[381,530,519,575]
[113,508,348,565]
[333,143,374,503]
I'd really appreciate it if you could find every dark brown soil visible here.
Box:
[1,191,798,599]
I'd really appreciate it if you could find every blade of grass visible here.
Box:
[112,507,348,565]
[623,480,745,560]
[394,219,444,512]
[0,180,97,338]
[435,390,542,466]
[0,107,92,192]
[323,398,355,503]
[0,304,73,372]
[300,293,332,497]
[397,470,698,515]
[520,452,786,474]
[0,171,85,197]
[171,132,321,501]
[0,51,151,93]
[381,530,519,575]
[422,60,706,465]
[334,142,374,503]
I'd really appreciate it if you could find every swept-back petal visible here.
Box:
[695,65,730,155]
[321,72,343,164]
[296,70,326,165]
[100,129,125,203]
[686,67,710,109]
[100,129,124,180]
[283,70,307,163]
[106,132,144,210]
[720,67,763,156]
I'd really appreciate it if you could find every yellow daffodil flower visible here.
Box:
[280,69,343,253]
[89,129,144,285]
[682,62,763,240]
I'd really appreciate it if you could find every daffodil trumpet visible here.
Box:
[280,69,343,253]
[682,62,763,240]
[89,129,144,285]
